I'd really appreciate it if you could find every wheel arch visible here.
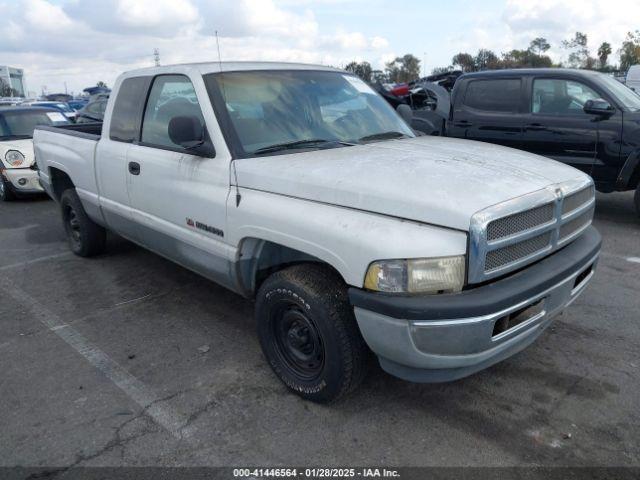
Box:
[235,237,348,298]
[48,167,75,201]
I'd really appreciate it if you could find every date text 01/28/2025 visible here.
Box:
[232,468,401,478]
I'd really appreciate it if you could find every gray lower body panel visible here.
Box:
[354,255,598,383]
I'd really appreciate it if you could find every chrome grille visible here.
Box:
[487,203,554,241]
[485,232,552,271]
[469,180,596,283]
[562,186,594,215]
[560,207,594,241]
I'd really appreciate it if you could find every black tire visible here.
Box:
[256,264,369,403]
[0,173,16,202]
[635,185,640,219]
[60,189,106,257]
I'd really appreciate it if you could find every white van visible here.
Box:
[627,65,640,92]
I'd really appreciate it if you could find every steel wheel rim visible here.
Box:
[0,178,5,197]
[271,301,324,381]
[65,205,82,246]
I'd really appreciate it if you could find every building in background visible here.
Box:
[0,66,27,97]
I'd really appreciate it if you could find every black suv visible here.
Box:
[405,69,640,216]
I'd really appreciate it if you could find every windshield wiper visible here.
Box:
[358,131,410,142]
[252,138,353,155]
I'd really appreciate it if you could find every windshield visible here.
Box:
[599,75,640,112]
[204,70,414,156]
[0,110,69,139]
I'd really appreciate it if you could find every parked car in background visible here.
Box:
[26,101,77,122]
[75,95,108,123]
[34,62,600,402]
[397,69,640,217]
[0,98,24,108]
[626,65,640,92]
[0,107,70,201]
[45,93,73,103]
[67,99,88,111]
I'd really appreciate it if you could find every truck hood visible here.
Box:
[234,136,587,231]
[0,139,35,168]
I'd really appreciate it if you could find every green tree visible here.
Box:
[475,49,500,70]
[619,31,640,71]
[431,66,454,75]
[0,78,16,97]
[562,31,595,68]
[385,54,421,83]
[371,70,387,83]
[96,81,108,88]
[529,37,551,55]
[597,42,612,69]
[344,61,373,82]
[451,52,476,72]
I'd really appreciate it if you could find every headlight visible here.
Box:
[364,256,465,294]
[4,150,25,167]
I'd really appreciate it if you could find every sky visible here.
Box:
[1,0,639,96]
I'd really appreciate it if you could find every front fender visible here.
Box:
[227,189,468,287]
[616,149,640,190]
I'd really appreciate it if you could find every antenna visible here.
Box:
[154,48,160,67]
[216,30,241,207]
[215,31,223,71]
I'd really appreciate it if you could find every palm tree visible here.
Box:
[597,42,612,69]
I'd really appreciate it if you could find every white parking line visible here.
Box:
[0,251,74,272]
[600,252,640,264]
[0,277,190,440]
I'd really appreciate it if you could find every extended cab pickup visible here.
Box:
[408,69,640,217]
[34,63,601,403]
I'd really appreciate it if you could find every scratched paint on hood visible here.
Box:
[234,136,589,231]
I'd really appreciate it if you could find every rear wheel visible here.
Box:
[256,264,369,403]
[60,189,106,257]
[0,173,15,202]
[635,184,640,219]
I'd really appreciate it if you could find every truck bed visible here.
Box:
[33,123,103,202]
[35,122,102,140]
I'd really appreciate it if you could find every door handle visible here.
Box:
[453,120,472,127]
[128,162,140,175]
[525,123,546,131]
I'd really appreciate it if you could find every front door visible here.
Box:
[126,74,234,288]
[521,77,600,175]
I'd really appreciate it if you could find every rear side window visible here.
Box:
[463,79,522,113]
[141,75,205,150]
[109,76,151,142]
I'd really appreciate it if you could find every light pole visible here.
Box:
[423,52,427,78]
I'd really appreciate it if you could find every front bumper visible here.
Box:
[349,226,601,383]
[2,167,44,194]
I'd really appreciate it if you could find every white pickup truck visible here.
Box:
[34,62,601,403]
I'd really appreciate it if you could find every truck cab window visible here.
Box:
[109,76,151,143]
[532,79,600,115]
[463,79,521,113]
[141,75,205,149]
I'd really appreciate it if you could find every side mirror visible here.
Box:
[583,98,615,116]
[168,115,215,157]
[396,104,414,124]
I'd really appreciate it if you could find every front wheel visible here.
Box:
[256,264,369,403]
[60,189,106,257]
[0,173,15,202]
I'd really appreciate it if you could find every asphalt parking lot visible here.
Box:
[1,191,639,468]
